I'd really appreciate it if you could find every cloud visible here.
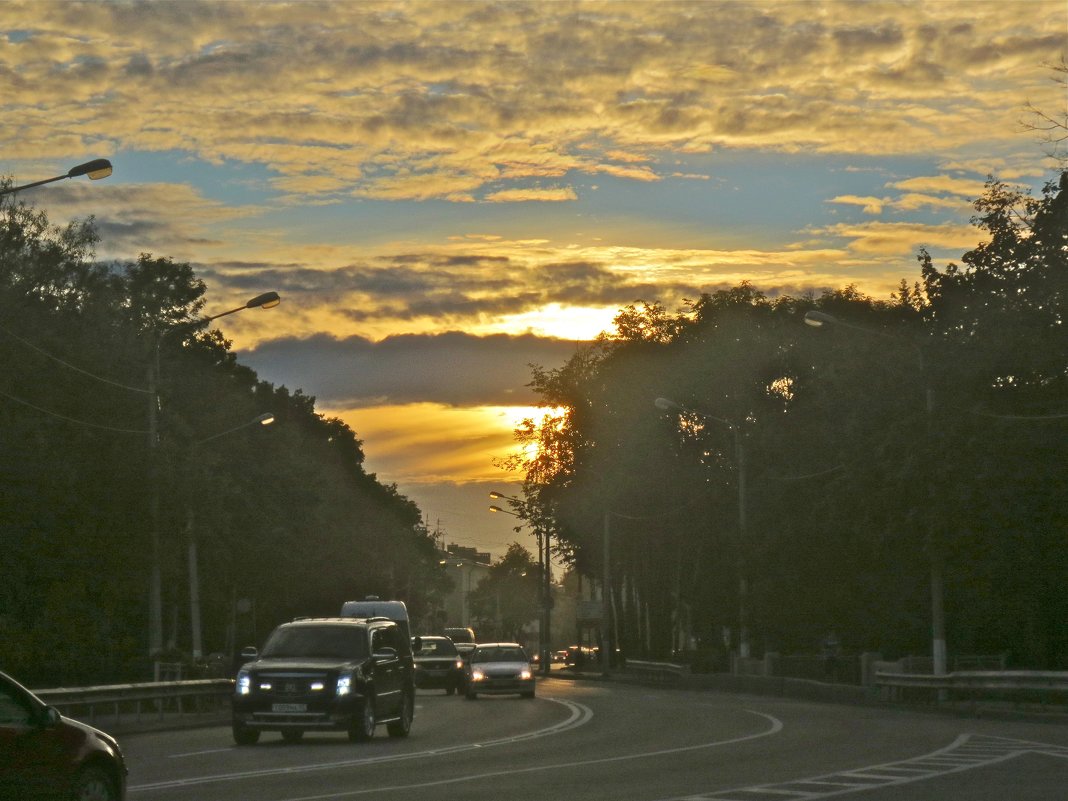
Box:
[240,330,584,408]
[2,1,1063,202]
[483,187,578,202]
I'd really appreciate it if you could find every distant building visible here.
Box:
[435,545,492,635]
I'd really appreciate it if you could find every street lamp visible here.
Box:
[146,292,281,656]
[654,396,751,660]
[0,158,113,196]
[205,292,281,321]
[186,412,275,660]
[803,309,945,676]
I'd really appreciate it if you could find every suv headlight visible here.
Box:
[520,668,533,680]
[471,669,485,682]
[237,670,252,696]
[337,671,353,696]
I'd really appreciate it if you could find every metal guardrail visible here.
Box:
[622,659,689,683]
[34,679,233,729]
[875,670,1068,702]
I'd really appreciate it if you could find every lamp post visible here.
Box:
[147,292,281,656]
[654,397,751,660]
[187,413,274,660]
[490,492,553,675]
[803,309,945,676]
[0,158,113,196]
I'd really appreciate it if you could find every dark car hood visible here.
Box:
[60,715,124,760]
[247,657,361,671]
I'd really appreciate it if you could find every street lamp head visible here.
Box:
[804,310,838,328]
[245,291,281,310]
[489,491,504,499]
[255,413,275,426]
[204,291,282,321]
[654,397,682,413]
[68,158,113,181]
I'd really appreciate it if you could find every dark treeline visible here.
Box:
[509,173,1067,670]
[0,196,448,687]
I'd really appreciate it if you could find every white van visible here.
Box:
[340,596,411,642]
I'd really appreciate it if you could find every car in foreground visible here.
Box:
[0,670,127,800]
[412,635,466,695]
[232,617,414,744]
[464,643,536,699]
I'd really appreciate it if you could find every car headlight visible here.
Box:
[520,669,532,680]
[337,671,353,696]
[471,669,485,682]
[455,660,464,670]
[237,670,251,695]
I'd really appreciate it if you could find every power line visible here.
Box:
[0,322,150,394]
[0,388,148,433]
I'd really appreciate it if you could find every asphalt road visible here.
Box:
[121,677,1068,801]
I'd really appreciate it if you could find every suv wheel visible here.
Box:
[348,696,376,742]
[72,765,118,801]
[387,690,413,738]
[232,721,261,746]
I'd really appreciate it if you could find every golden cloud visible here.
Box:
[2,1,1063,202]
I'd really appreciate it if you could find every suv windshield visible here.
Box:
[261,625,369,659]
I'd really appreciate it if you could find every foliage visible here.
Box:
[467,544,541,642]
[507,172,1068,669]
[0,194,439,685]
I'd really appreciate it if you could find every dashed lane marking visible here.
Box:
[656,734,1068,800]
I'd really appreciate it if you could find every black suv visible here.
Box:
[232,617,414,744]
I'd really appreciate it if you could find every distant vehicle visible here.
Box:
[0,670,128,800]
[454,642,477,662]
[565,644,598,668]
[464,643,536,700]
[412,636,466,695]
[340,596,411,640]
[443,626,476,644]
[232,617,414,744]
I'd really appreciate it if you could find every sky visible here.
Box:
[2,0,1065,561]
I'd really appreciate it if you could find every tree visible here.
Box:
[467,544,541,642]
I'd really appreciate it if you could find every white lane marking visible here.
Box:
[274,710,784,801]
[169,747,232,758]
[655,733,1068,800]
[130,697,591,792]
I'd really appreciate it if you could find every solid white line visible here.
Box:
[272,710,785,801]
[131,696,591,792]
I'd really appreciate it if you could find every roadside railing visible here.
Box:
[875,670,1068,705]
[34,679,233,730]
[621,659,690,684]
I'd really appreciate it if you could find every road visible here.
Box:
[121,677,1068,801]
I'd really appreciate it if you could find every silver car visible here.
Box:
[463,643,535,699]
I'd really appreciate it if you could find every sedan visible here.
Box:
[412,636,466,695]
[464,643,536,699]
[0,670,128,800]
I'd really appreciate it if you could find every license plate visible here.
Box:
[272,703,307,712]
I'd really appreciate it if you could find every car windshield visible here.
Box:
[260,626,368,660]
[471,646,527,663]
[415,639,458,657]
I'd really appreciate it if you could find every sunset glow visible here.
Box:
[3,0,1063,556]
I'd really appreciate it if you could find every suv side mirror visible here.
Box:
[240,646,259,660]
[411,636,422,652]
[373,646,398,661]
[35,706,61,728]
